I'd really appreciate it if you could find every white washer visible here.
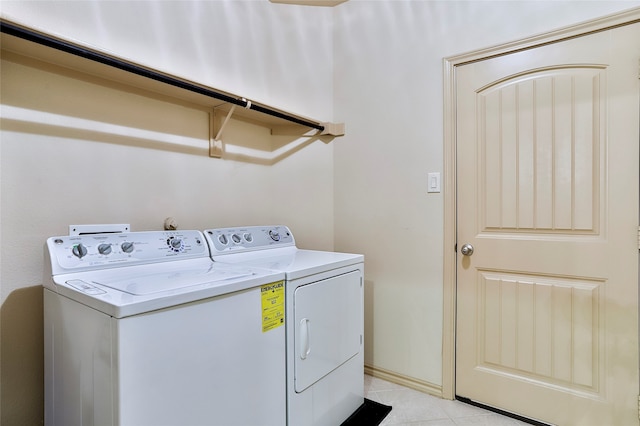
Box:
[44,230,286,426]
[204,225,364,426]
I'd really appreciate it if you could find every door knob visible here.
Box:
[460,243,474,256]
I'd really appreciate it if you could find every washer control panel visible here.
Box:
[204,225,295,254]
[47,230,207,272]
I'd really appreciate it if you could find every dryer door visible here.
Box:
[294,270,362,392]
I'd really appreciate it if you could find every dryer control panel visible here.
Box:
[47,230,208,273]
[204,225,295,254]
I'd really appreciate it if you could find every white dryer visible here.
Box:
[204,225,364,426]
[44,229,286,426]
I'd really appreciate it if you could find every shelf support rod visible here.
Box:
[0,20,328,132]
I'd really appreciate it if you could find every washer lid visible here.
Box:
[49,258,286,318]
[93,267,253,295]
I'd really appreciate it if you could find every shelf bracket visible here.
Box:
[209,105,236,158]
[320,122,345,136]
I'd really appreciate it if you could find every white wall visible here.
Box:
[333,0,640,389]
[0,2,334,424]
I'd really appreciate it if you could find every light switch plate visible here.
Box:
[428,172,441,193]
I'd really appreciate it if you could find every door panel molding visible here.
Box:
[475,270,605,397]
[442,6,640,401]
[477,66,605,235]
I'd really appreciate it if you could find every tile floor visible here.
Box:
[364,374,531,426]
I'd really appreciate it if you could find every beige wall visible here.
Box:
[332,0,640,390]
[2,1,640,424]
[0,2,334,424]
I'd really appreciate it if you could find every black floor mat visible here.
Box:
[341,398,392,426]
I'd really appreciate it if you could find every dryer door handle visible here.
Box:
[299,318,311,360]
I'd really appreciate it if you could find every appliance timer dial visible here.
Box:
[269,230,280,242]
[97,244,112,255]
[121,242,134,253]
[72,244,88,259]
[167,237,183,252]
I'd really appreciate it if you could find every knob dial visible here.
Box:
[243,233,253,243]
[168,238,183,252]
[72,244,88,259]
[269,230,280,242]
[232,234,242,244]
[218,234,228,245]
[97,243,112,255]
[121,242,134,253]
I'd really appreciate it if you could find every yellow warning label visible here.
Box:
[261,280,285,332]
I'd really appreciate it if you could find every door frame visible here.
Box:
[441,6,640,401]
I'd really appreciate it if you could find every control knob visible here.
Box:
[72,244,88,259]
[121,242,135,253]
[269,230,280,242]
[97,243,112,255]
[170,238,182,249]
